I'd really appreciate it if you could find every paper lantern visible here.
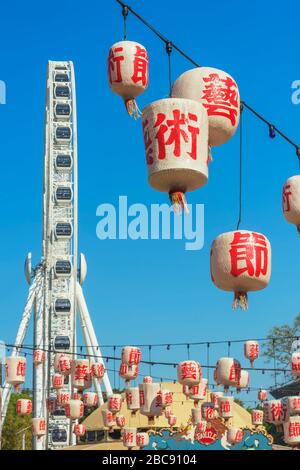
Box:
[177,360,202,387]
[123,427,137,449]
[283,416,300,446]
[90,362,105,380]
[258,389,267,403]
[52,373,64,390]
[121,346,141,365]
[168,414,177,427]
[32,418,46,438]
[108,394,123,414]
[263,400,288,426]
[116,415,126,428]
[244,341,259,367]
[73,392,82,401]
[108,41,148,117]
[125,387,140,414]
[287,396,300,416]
[74,424,86,437]
[291,352,300,379]
[189,378,208,404]
[56,391,70,406]
[191,408,202,425]
[218,396,234,421]
[142,98,209,212]
[102,409,116,430]
[201,402,215,421]
[236,370,250,393]
[71,359,90,390]
[119,363,139,383]
[16,399,32,415]
[83,372,93,390]
[210,231,271,310]
[282,175,300,233]
[65,400,84,420]
[58,355,72,376]
[5,356,26,390]
[227,427,243,445]
[83,392,98,408]
[140,383,163,421]
[33,350,45,367]
[54,353,65,372]
[143,376,152,384]
[172,67,240,147]
[252,409,264,426]
[160,389,173,408]
[215,357,241,391]
[136,432,149,449]
[210,391,223,409]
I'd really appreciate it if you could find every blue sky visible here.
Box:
[0,0,300,405]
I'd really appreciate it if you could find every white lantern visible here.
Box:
[210,231,271,310]
[191,408,202,425]
[65,399,84,420]
[244,341,259,367]
[283,416,300,446]
[83,392,98,408]
[123,427,137,449]
[102,409,116,430]
[71,359,90,390]
[168,414,177,427]
[108,394,123,414]
[252,409,264,426]
[215,358,241,391]
[73,392,82,401]
[258,389,267,402]
[74,424,86,437]
[90,362,105,379]
[201,402,215,421]
[121,346,141,365]
[218,396,234,421]
[54,353,65,372]
[142,98,209,212]
[291,352,300,379]
[236,370,250,393]
[58,355,72,376]
[143,376,152,383]
[52,373,64,390]
[119,363,139,382]
[189,378,208,404]
[282,175,300,233]
[125,387,140,414]
[32,418,46,438]
[16,399,32,415]
[160,389,173,408]
[227,427,243,445]
[287,396,300,415]
[116,415,126,428]
[140,383,163,421]
[108,41,149,117]
[56,391,70,406]
[172,67,240,147]
[210,391,223,409]
[33,350,45,367]
[177,361,202,387]
[136,432,149,449]
[263,400,288,426]
[5,356,26,390]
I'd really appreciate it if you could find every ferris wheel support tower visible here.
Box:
[0,61,112,450]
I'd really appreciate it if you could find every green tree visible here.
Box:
[2,389,33,450]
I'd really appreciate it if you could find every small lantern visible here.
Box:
[32,418,46,438]
[65,400,84,420]
[189,378,208,405]
[252,409,264,427]
[5,356,26,390]
[123,427,137,450]
[227,427,243,445]
[71,359,90,390]
[287,396,300,415]
[90,362,105,380]
[119,363,139,383]
[16,399,32,415]
[283,416,300,447]
[210,391,223,409]
[136,432,149,449]
[58,355,72,376]
[83,392,98,408]
[291,352,300,379]
[258,389,267,403]
[282,175,300,233]
[116,415,126,428]
[244,340,259,367]
[108,394,123,414]
[74,424,86,437]
[125,387,140,414]
[218,396,234,421]
[52,373,64,390]
[33,350,45,367]
[201,402,215,421]
[102,409,116,431]
[121,346,141,365]
[56,391,70,406]
[168,414,177,428]
[236,370,250,393]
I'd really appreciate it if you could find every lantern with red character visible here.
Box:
[102,409,116,431]
[119,363,139,383]
[218,396,234,422]
[236,370,250,393]
[47,397,57,414]
[291,352,300,379]
[52,373,64,390]
[287,396,300,415]
[58,355,72,376]
[194,420,207,438]
[189,378,208,405]
[168,414,177,428]
[252,409,264,427]
[258,388,267,403]
[244,341,259,367]
[143,376,152,384]
[121,346,141,365]
[282,175,300,233]
[74,424,86,437]
[215,357,241,391]
[210,391,223,409]
[90,362,105,380]
[201,402,215,421]
[5,356,26,390]
[33,350,45,367]
[125,387,140,415]
[136,432,149,449]
[83,392,98,408]
[32,418,46,438]
[108,394,123,414]
[57,391,70,406]
[283,416,300,447]
[140,382,163,423]
[108,41,149,118]
[227,427,243,446]
[264,400,288,430]
[123,427,137,450]
[116,415,126,428]
[16,398,32,415]
[65,400,84,420]
[177,361,202,387]
[71,359,90,390]
[172,67,240,147]
[210,231,271,310]
[142,98,208,213]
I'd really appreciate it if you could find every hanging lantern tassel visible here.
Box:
[232,291,248,311]
[125,98,142,119]
[169,192,189,214]
[208,145,213,163]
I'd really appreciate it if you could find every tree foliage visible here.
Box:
[2,389,32,450]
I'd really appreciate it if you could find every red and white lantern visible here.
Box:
[123,427,137,449]
[116,415,126,428]
[282,175,300,233]
[90,362,105,380]
[264,400,288,426]
[236,370,250,393]
[74,424,86,437]
[83,372,93,390]
[210,231,271,310]
[160,389,173,408]
[119,363,139,383]
[102,409,116,430]
[33,350,45,367]
[125,387,140,414]
[227,427,243,445]
[52,373,64,390]
[71,359,90,390]
[136,432,149,449]
[16,399,32,415]
[142,98,209,213]
[291,352,300,379]
[143,376,152,384]
[215,358,241,391]
[283,416,300,446]
[83,392,98,408]
[177,361,202,387]
[189,378,208,404]
[172,67,240,147]
[65,400,84,420]
[56,391,70,406]
[73,392,82,401]
[108,394,123,414]
[201,402,215,421]
[168,414,177,427]
[58,355,72,376]
[210,391,223,409]
[258,389,267,403]
[287,396,300,415]
[244,341,259,367]
[218,396,234,421]
[121,346,141,365]
[5,356,26,390]
[32,418,46,438]
[252,409,264,426]
[54,353,65,371]
[108,41,149,117]
[140,383,163,421]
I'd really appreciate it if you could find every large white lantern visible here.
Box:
[65,399,84,420]
[121,346,141,365]
[215,357,241,391]
[125,387,140,414]
[283,416,300,446]
[5,356,26,390]
[177,361,202,387]
[140,383,163,422]
[71,359,90,390]
[264,400,288,427]
[282,175,300,233]
[227,427,243,445]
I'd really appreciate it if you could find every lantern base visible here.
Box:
[232,292,248,310]
[169,191,189,214]
[125,98,141,119]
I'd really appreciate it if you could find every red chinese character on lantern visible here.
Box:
[235,430,243,441]
[124,432,134,444]
[75,364,88,380]
[59,359,70,372]
[164,392,173,405]
[229,232,269,278]
[271,402,282,421]
[143,119,153,165]
[181,361,199,380]
[289,421,300,437]
[108,47,124,84]
[109,397,121,411]
[139,390,145,406]
[154,110,200,160]
[129,348,141,364]
[292,398,300,409]
[16,361,26,377]
[202,73,239,126]
[131,46,148,87]
[39,420,46,431]
[126,391,133,405]
[228,361,241,382]
[221,401,231,413]
[282,184,292,212]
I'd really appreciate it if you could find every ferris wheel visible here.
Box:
[0,61,112,450]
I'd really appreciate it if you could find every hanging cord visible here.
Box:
[122,5,128,40]
[113,345,116,389]
[166,41,173,97]
[148,345,152,376]
[236,103,244,230]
